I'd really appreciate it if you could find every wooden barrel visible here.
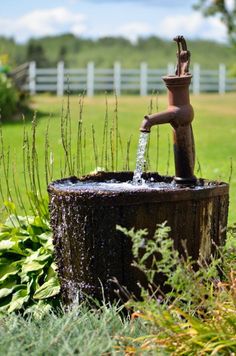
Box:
[48,172,229,305]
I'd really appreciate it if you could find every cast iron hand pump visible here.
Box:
[140,35,196,185]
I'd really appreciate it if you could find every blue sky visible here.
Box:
[0,0,229,43]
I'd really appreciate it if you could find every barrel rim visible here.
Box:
[47,171,229,206]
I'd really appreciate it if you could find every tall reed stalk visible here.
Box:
[155,94,160,172]
[0,93,162,224]
[76,94,85,176]
[101,95,109,170]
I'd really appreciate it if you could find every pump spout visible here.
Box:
[140,109,176,132]
[140,97,194,133]
[140,36,196,185]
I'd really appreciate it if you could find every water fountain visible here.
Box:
[48,36,229,305]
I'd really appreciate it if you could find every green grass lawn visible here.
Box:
[0,93,236,223]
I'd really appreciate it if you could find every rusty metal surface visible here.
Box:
[140,36,196,185]
[173,35,191,76]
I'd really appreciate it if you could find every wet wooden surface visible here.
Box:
[48,172,229,304]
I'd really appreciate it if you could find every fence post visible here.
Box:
[29,61,36,95]
[193,63,200,95]
[87,62,94,97]
[140,62,148,96]
[219,63,226,94]
[167,63,175,75]
[57,61,64,96]
[114,62,121,96]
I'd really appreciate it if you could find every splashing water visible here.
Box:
[133,132,149,185]
[54,180,178,191]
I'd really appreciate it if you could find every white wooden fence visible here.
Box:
[18,61,236,96]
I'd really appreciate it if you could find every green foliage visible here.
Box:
[194,0,236,45]
[0,205,60,316]
[26,40,50,68]
[117,224,236,354]
[1,34,235,69]
[0,304,146,356]
[0,73,19,120]
[119,222,221,312]
[229,63,236,77]
[224,224,236,273]
[25,36,236,69]
[117,223,174,285]
[120,299,236,354]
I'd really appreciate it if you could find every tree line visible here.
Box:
[0,34,235,70]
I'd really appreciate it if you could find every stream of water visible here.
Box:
[132,132,149,185]
[53,130,207,192]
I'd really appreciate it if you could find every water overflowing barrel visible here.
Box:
[48,171,229,305]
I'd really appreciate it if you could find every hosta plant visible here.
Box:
[0,205,60,316]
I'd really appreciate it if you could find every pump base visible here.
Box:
[174,176,197,186]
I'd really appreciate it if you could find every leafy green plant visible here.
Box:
[120,296,236,355]
[118,222,221,314]
[0,73,19,120]
[0,203,60,316]
[229,63,236,77]
[117,224,236,354]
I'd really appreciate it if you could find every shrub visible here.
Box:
[0,73,20,120]
[117,223,236,354]
[229,64,236,77]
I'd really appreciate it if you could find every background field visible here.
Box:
[0,93,235,223]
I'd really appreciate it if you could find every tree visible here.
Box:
[194,0,236,44]
[26,41,49,67]
[58,45,68,66]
